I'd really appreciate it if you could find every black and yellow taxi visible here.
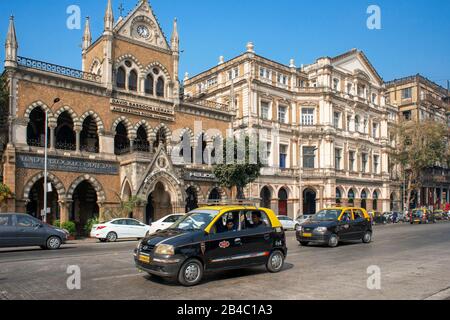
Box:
[134,205,287,286]
[410,208,436,224]
[296,207,373,248]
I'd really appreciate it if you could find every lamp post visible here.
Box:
[43,98,60,223]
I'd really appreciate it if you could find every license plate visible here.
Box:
[303,233,312,238]
[139,254,151,264]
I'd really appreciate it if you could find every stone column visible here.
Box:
[59,200,72,224]
[49,124,56,151]
[75,128,81,153]
[98,202,106,222]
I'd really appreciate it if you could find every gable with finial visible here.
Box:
[114,0,170,51]
[138,145,178,191]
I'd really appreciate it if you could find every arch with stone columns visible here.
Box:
[143,61,172,84]
[115,54,144,73]
[79,110,105,134]
[111,116,134,139]
[138,171,183,204]
[66,174,106,203]
[152,123,172,143]
[24,101,56,123]
[54,105,80,127]
[133,120,153,141]
[23,172,66,201]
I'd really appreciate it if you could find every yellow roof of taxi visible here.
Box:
[197,205,265,211]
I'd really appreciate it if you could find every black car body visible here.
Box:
[134,206,287,286]
[0,213,68,249]
[296,208,373,248]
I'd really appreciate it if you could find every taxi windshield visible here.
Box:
[169,210,219,231]
[412,210,424,217]
[312,209,343,221]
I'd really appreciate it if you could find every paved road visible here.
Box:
[1,222,450,300]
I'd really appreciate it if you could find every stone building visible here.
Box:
[386,75,450,209]
[1,0,234,234]
[184,47,400,217]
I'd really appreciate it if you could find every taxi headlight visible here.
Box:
[315,227,328,233]
[155,244,175,256]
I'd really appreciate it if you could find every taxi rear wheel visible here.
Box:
[178,259,204,287]
[266,250,285,273]
[106,232,118,242]
[362,231,372,244]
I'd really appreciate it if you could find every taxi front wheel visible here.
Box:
[178,258,204,287]
[266,250,285,273]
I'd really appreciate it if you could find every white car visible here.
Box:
[147,214,185,235]
[90,218,151,242]
[277,216,299,231]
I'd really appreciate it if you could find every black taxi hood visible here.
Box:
[143,228,198,247]
[301,220,338,228]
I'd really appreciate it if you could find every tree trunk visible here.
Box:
[406,178,412,212]
[236,186,245,200]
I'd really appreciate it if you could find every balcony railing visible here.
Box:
[17,56,102,83]
[183,95,231,112]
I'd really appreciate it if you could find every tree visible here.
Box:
[392,120,449,210]
[213,134,264,200]
[102,192,144,221]
[0,183,14,211]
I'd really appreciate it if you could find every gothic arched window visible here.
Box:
[117,67,126,89]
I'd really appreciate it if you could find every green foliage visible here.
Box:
[84,217,99,233]
[213,135,263,199]
[393,120,449,207]
[0,74,8,109]
[53,220,76,236]
[0,183,13,205]
[103,194,144,221]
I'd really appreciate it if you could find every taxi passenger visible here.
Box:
[250,211,267,228]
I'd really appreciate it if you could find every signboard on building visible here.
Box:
[110,98,175,122]
[16,154,119,175]
[184,171,217,182]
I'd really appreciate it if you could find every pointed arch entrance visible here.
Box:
[303,188,317,215]
[26,178,60,225]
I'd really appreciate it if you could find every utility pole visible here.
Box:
[43,98,60,223]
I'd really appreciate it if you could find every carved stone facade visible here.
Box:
[1,0,233,234]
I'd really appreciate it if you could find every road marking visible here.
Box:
[425,286,450,300]
[92,273,142,282]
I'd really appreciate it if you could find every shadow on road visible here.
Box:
[142,263,295,287]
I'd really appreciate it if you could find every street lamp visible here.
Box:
[43,98,60,223]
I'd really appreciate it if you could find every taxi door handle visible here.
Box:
[234,238,242,245]
[264,234,270,240]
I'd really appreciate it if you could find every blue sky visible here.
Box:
[1,0,449,87]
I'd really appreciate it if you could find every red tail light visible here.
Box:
[97,226,107,230]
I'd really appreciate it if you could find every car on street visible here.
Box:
[0,213,68,250]
[296,207,373,248]
[277,215,299,231]
[134,206,287,286]
[147,214,185,235]
[433,210,445,221]
[296,215,313,225]
[410,208,436,224]
[90,218,151,242]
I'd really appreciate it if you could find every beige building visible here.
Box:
[184,46,400,217]
[386,75,450,208]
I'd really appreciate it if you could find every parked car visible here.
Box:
[433,210,445,221]
[277,216,299,231]
[0,213,68,250]
[410,208,436,224]
[147,214,185,235]
[134,206,287,286]
[296,207,373,248]
[296,215,313,225]
[90,218,151,242]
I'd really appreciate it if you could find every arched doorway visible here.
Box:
[122,181,133,218]
[373,191,380,211]
[361,190,368,209]
[185,187,198,213]
[135,126,150,152]
[145,182,172,224]
[278,188,288,216]
[153,128,167,151]
[260,186,272,209]
[55,111,76,151]
[390,192,397,211]
[208,188,221,202]
[114,122,130,155]
[348,189,355,206]
[71,181,99,236]
[27,107,48,147]
[26,178,60,225]
[80,116,99,153]
[303,188,316,215]
[336,188,343,205]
